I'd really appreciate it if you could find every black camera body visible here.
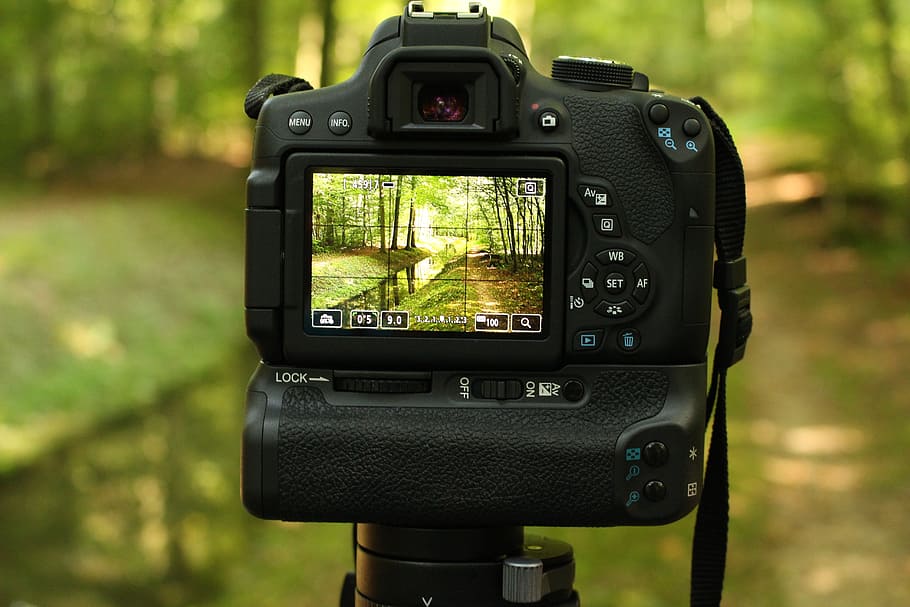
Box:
[243,2,715,528]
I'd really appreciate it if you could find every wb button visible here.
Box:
[574,329,604,351]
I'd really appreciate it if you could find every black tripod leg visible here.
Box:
[339,571,356,607]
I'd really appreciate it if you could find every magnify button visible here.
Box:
[665,138,677,151]
[511,314,541,333]
[686,140,698,152]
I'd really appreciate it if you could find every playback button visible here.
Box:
[574,329,605,351]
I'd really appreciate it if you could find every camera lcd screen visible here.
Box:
[308,171,547,335]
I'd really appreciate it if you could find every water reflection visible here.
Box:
[338,254,450,312]
[0,351,350,607]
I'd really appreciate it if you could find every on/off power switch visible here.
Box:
[473,379,523,400]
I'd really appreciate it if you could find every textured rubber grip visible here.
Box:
[564,95,675,244]
[273,370,669,527]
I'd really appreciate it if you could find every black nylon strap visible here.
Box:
[688,97,751,607]
[244,74,314,120]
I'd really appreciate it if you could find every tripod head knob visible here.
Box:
[502,557,544,603]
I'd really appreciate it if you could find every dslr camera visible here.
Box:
[242,2,715,531]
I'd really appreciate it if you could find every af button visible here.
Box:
[632,263,651,304]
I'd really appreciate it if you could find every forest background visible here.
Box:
[0,1,908,606]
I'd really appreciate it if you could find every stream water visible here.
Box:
[337,254,450,312]
[0,350,350,607]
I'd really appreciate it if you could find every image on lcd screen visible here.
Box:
[309,172,546,334]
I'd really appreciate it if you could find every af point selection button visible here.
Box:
[288,110,313,135]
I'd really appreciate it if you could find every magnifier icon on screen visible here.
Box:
[686,140,698,152]
[520,317,532,329]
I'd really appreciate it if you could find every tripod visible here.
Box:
[339,525,580,606]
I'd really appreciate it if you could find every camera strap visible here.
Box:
[244,74,314,120]
[688,97,752,607]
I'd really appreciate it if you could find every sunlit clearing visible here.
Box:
[781,425,866,456]
[746,172,827,207]
[58,319,123,360]
[763,457,861,491]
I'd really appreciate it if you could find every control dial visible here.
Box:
[551,56,634,88]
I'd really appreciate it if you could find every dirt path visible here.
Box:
[729,205,910,606]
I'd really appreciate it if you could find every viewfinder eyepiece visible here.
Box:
[418,85,469,122]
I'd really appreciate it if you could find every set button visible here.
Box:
[604,272,626,294]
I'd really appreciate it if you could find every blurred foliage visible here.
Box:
[1,0,908,238]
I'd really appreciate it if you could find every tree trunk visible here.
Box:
[319,0,338,86]
[871,0,910,230]
[406,176,416,249]
[141,0,164,156]
[233,0,263,88]
[31,0,57,159]
[390,175,403,250]
[379,175,387,252]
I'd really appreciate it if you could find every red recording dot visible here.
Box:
[531,102,540,111]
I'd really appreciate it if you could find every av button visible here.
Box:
[577,184,610,207]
